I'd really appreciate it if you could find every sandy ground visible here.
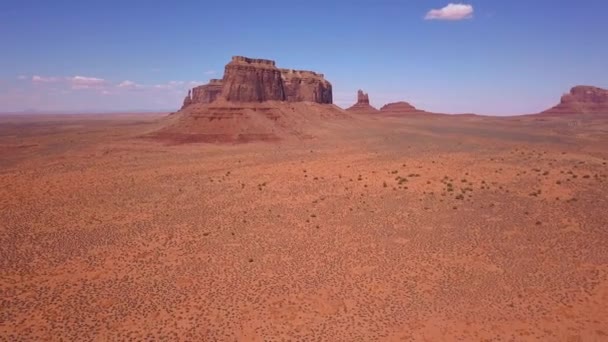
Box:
[1,112,608,341]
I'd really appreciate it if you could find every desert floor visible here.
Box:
[1,112,607,341]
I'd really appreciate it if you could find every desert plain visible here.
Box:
[1,110,607,341]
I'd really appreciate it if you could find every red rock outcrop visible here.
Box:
[155,56,345,143]
[380,101,426,115]
[181,79,223,109]
[346,90,378,113]
[193,79,223,103]
[541,85,608,115]
[181,90,193,109]
[221,57,286,102]
[181,56,333,108]
[280,69,332,104]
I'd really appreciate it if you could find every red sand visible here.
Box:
[1,112,607,341]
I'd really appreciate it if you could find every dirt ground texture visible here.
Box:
[1,112,608,341]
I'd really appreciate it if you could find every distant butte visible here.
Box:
[541,85,608,115]
[379,101,427,115]
[346,90,379,114]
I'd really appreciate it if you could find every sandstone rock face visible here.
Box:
[542,85,608,114]
[281,69,332,104]
[180,56,333,108]
[221,57,286,102]
[357,90,370,104]
[192,79,223,104]
[346,90,378,113]
[380,101,425,115]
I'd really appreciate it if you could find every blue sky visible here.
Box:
[1,0,607,115]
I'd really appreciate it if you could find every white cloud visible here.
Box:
[153,81,186,90]
[188,81,204,87]
[70,76,106,89]
[204,70,217,75]
[32,75,61,83]
[117,80,144,89]
[118,80,136,88]
[425,3,474,21]
[17,75,27,80]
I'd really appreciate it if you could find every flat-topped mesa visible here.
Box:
[180,56,333,108]
[346,89,378,113]
[542,85,608,115]
[380,101,426,115]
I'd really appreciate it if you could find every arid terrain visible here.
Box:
[1,111,608,341]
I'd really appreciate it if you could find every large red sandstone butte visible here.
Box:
[181,56,332,107]
[159,56,344,143]
[346,90,379,114]
[541,85,608,115]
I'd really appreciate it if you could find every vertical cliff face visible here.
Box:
[181,79,224,109]
[280,69,332,104]
[220,56,286,102]
[357,90,370,104]
[192,79,223,104]
[180,56,333,108]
